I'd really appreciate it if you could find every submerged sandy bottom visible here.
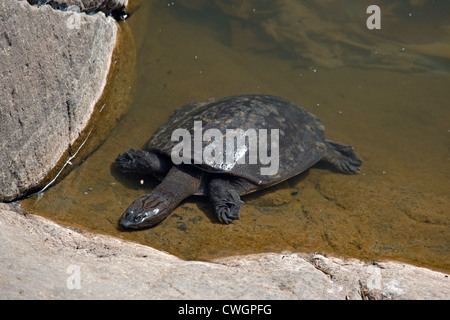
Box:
[22,3,449,272]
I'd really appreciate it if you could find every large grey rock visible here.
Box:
[0,204,448,299]
[0,0,124,201]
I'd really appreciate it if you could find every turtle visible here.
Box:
[115,94,362,229]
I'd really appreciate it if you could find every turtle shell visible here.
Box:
[146,94,327,187]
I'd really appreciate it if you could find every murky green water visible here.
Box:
[22,1,449,272]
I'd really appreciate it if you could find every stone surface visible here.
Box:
[26,0,128,15]
[0,203,448,299]
[0,0,122,201]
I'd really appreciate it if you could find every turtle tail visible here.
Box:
[323,140,362,174]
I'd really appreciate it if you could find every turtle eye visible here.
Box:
[134,212,146,223]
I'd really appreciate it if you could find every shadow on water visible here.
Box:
[21,0,450,272]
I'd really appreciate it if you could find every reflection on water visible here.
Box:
[22,1,449,272]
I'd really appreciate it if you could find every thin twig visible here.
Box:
[29,130,92,199]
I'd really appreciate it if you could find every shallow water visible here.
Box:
[22,1,449,271]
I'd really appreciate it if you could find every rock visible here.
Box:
[0,203,448,299]
[0,0,127,201]
[26,0,128,15]
[308,253,450,300]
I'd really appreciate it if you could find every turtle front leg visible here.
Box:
[208,177,257,224]
[115,149,172,174]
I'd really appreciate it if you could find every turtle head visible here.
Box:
[118,165,202,229]
[119,194,170,229]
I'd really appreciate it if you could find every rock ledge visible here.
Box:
[0,204,448,299]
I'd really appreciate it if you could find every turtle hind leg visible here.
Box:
[323,140,362,174]
[115,149,172,174]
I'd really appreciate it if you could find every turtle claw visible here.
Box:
[324,140,362,174]
[115,149,139,171]
[215,190,244,224]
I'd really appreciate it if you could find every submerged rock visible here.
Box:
[179,0,450,71]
